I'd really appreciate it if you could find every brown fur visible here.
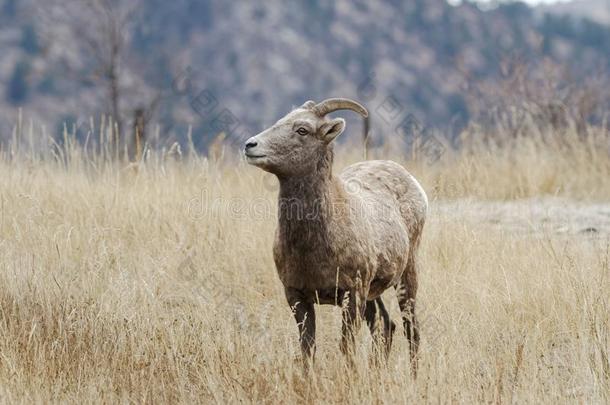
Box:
[244,99,427,371]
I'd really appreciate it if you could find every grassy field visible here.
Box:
[0,121,609,403]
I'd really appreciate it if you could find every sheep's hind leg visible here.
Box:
[285,288,316,365]
[395,256,420,376]
[364,298,396,361]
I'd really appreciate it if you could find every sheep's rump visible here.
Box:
[339,160,428,298]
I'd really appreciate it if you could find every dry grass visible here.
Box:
[0,121,609,403]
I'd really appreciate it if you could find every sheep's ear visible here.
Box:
[320,118,345,143]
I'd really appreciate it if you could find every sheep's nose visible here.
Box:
[245,139,258,150]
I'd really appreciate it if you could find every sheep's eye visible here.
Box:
[296,127,309,136]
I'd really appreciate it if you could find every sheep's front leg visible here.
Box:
[285,288,316,362]
[340,290,365,357]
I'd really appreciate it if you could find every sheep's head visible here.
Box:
[244,98,368,176]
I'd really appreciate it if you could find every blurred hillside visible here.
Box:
[0,0,609,148]
[537,0,610,26]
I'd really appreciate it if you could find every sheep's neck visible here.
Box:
[277,150,344,242]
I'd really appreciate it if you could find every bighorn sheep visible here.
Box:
[244,98,427,371]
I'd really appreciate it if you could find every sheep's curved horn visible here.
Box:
[313,98,368,118]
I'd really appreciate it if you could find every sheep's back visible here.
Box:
[341,159,426,216]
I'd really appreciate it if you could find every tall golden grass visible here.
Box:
[0,116,608,402]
